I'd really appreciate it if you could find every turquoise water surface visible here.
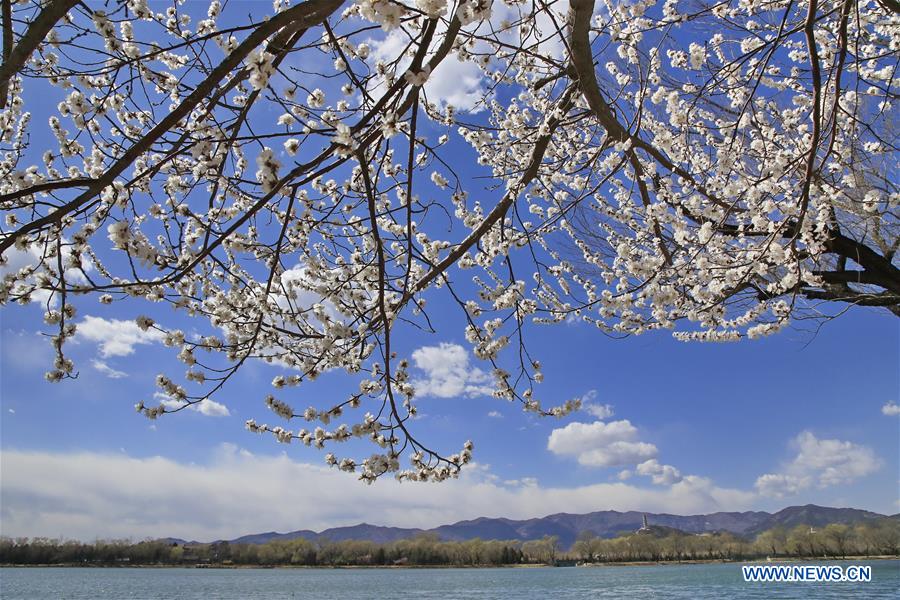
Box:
[1,561,898,598]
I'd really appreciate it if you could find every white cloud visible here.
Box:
[158,399,228,417]
[754,473,806,498]
[277,265,342,320]
[424,58,488,112]
[155,393,231,417]
[487,410,503,418]
[580,390,614,419]
[0,446,756,542]
[547,420,638,455]
[584,404,614,419]
[575,442,658,468]
[91,359,127,379]
[366,26,488,113]
[881,402,900,416]
[501,476,539,487]
[754,431,880,498]
[410,343,493,398]
[195,400,231,417]
[636,459,683,486]
[790,432,881,487]
[547,419,658,467]
[76,315,164,358]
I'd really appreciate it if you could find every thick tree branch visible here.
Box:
[0,0,79,107]
[825,232,900,296]
[0,0,12,109]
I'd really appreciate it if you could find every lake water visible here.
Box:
[1,561,898,598]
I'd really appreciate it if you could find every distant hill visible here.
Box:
[229,529,319,545]
[295,524,426,545]
[211,524,427,547]
[188,504,885,550]
[743,505,886,536]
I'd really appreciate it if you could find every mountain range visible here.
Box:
[169,505,892,550]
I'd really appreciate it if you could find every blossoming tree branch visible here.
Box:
[1,0,896,481]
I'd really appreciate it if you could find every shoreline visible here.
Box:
[3,556,897,569]
[580,555,899,567]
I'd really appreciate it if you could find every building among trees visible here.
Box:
[637,515,651,534]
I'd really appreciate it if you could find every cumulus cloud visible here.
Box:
[0,446,756,542]
[410,343,493,398]
[547,419,658,467]
[155,393,231,417]
[754,473,806,498]
[366,27,488,112]
[576,442,658,468]
[487,410,503,418]
[76,315,164,358]
[636,459,683,486]
[754,431,880,497]
[881,402,900,416]
[425,57,489,112]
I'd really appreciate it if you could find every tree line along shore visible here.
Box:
[2,518,897,568]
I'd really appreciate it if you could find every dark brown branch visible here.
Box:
[568,0,671,264]
[802,288,900,312]
[0,0,12,109]
[796,0,823,233]
[816,270,888,287]
[0,177,95,204]
[0,0,79,107]
[825,232,900,296]
[876,0,900,15]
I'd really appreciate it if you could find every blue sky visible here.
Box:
[1,0,898,543]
